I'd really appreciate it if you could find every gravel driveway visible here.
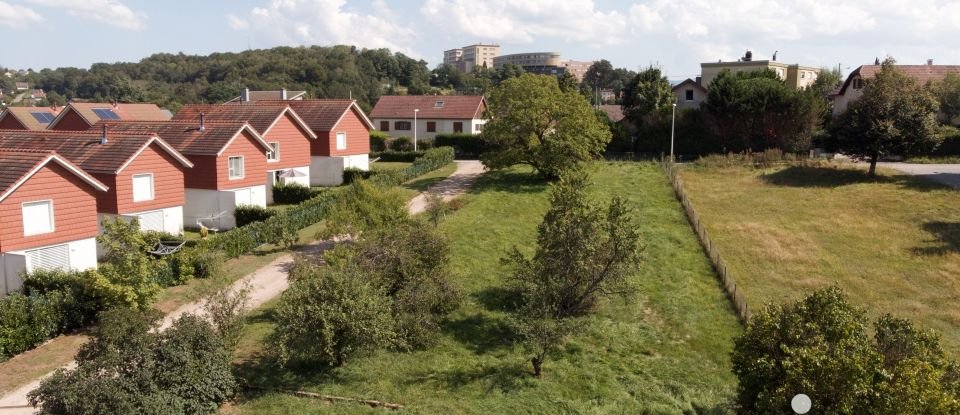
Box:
[878,162,960,189]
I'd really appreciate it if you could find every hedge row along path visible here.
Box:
[0,160,485,415]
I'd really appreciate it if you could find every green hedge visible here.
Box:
[372,150,425,163]
[234,205,276,228]
[370,131,389,152]
[273,183,314,204]
[389,137,413,151]
[0,292,64,360]
[370,147,454,187]
[434,133,490,158]
[343,167,373,184]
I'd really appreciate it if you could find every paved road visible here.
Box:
[878,162,960,189]
[0,160,485,414]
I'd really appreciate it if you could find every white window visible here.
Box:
[228,156,244,179]
[266,142,280,162]
[22,200,54,236]
[336,132,347,150]
[132,173,154,202]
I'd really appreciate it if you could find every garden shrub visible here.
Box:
[234,205,276,227]
[22,268,107,329]
[434,133,490,158]
[272,182,314,204]
[372,150,424,162]
[0,292,65,360]
[370,130,389,151]
[343,167,373,184]
[389,136,413,151]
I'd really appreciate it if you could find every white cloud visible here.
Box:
[0,1,43,28]
[27,0,146,30]
[420,0,628,48]
[229,0,419,57]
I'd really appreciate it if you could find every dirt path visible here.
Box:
[0,160,484,414]
[878,162,960,189]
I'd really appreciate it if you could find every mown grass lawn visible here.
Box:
[679,163,960,353]
[226,162,741,414]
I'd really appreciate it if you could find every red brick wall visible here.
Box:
[50,110,91,131]
[315,108,370,157]
[264,113,312,170]
[0,115,26,130]
[0,163,100,252]
[114,143,186,214]
[216,130,268,189]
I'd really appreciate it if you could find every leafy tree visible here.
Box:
[270,261,396,366]
[732,287,960,415]
[620,66,674,125]
[934,72,960,122]
[29,309,235,415]
[831,58,941,175]
[507,171,642,376]
[482,73,612,179]
[811,66,843,98]
[557,72,579,93]
[96,218,161,309]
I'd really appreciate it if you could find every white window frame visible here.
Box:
[22,200,54,236]
[228,156,244,180]
[131,173,155,202]
[336,132,347,150]
[267,142,280,162]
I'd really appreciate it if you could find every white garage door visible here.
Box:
[27,244,70,272]
[137,211,164,232]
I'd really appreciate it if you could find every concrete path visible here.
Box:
[0,160,484,414]
[878,162,960,189]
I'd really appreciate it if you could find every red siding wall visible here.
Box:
[50,110,91,131]
[114,143,186,214]
[216,131,268,190]
[264,113,312,170]
[0,115,26,130]
[0,163,100,252]
[184,155,217,190]
[315,109,370,157]
[94,173,118,213]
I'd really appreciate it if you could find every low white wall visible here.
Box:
[311,155,369,187]
[0,253,26,296]
[267,166,311,204]
[185,186,266,231]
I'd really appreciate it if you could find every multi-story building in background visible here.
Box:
[492,52,595,81]
[443,44,500,72]
[562,60,594,82]
[700,50,820,90]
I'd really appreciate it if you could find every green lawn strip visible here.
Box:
[396,162,458,200]
[228,162,741,414]
[679,163,960,353]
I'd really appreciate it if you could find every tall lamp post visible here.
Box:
[413,108,419,152]
[670,103,677,163]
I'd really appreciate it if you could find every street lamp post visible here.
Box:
[670,103,677,163]
[413,108,419,152]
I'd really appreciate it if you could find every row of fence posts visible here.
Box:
[662,160,752,324]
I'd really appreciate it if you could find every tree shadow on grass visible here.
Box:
[758,165,947,191]
[405,361,534,394]
[232,350,360,403]
[441,313,520,355]
[467,169,546,195]
[913,222,960,255]
[474,286,524,313]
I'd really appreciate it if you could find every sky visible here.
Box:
[3,0,960,82]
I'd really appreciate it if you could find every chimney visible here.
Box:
[241,88,250,102]
[695,76,703,85]
[281,88,287,100]
[928,59,934,66]
[199,113,206,132]
[100,124,108,144]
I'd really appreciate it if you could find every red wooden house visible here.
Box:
[0,149,107,296]
[0,106,62,130]
[98,120,271,230]
[172,104,316,203]
[0,129,194,235]
[48,102,171,131]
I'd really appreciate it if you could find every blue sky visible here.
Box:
[4,0,960,82]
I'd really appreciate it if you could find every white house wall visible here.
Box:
[185,185,265,231]
[310,155,369,187]
[372,118,484,141]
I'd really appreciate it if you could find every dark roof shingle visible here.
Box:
[95,120,267,156]
[0,129,186,174]
[0,149,107,201]
[369,96,486,120]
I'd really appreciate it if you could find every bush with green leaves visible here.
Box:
[371,150,424,162]
[389,136,413,151]
[732,287,960,415]
[321,179,408,238]
[29,309,236,415]
[97,218,162,309]
[342,167,373,184]
[0,292,65,360]
[433,133,490,158]
[270,260,396,366]
[233,205,276,227]
[369,130,389,151]
[272,182,314,204]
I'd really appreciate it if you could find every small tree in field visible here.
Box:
[832,58,941,175]
[481,73,611,179]
[506,171,642,376]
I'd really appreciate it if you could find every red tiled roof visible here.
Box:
[225,90,307,103]
[232,100,374,132]
[598,105,626,123]
[52,103,172,128]
[0,148,108,202]
[172,104,315,138]
[95,120,270,156]
[369,95,486,120]
[0,129,191,174]
[1,106,62,130]
[839,64,960,95]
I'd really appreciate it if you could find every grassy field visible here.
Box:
[226,162,741,414]
[679,163,960,353]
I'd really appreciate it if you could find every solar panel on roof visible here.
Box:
[92,108,121,120]
[30,112,55,124]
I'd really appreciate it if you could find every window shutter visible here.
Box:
[137,211,164,232]
[27,244,69,271]
[132,174,154,202]
[22,201,53,236]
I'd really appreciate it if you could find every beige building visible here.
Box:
[562,60,594,82]
[700,51,820,90]
[443,44,500,72]
[493,52,562,69]
[672,79,708,109]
